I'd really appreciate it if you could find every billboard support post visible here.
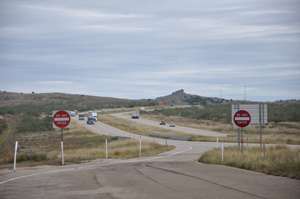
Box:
[259,104,263,151]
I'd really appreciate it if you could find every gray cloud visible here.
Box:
[0,0,300,100]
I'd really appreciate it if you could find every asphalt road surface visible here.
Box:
[111,112,226,137]
[0,117,299,199]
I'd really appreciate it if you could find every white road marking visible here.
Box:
[0,146,193,185]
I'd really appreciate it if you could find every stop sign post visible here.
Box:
[53,110,70,166]
[233,110,251,153]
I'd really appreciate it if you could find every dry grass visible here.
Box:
[0,119,173,166]
[199,146,300,179]
[143,114,300,144]
[100,114,193,140]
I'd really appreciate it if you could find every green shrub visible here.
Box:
[16,114,52,133]
[17,153,48,162]
[0,119,7,134]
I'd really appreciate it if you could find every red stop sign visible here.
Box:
[53,110,71,129]
[234,110,251,128]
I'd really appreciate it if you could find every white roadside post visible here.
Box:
[221,142,224,162]
[216,137,219,148]
[139,136,142,157]
[13,141,18,172]
[105,138,108,159]
[61,139,64,166]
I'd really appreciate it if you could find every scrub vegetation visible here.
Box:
[100,114,199,141]
[142,112,300,144]
[0,120,173,167]
[144,101,300,123]
[199,146,300,179]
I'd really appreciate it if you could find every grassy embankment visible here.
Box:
[101,114,300,144]
[199,146,300,179]
[0,119,173,167]
[100,114,208,141]
[142,110,300,144]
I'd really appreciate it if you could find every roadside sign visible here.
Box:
[232,104,267,125]
[53,110,71,129]
[233,110,251,128]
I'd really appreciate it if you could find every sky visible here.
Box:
[0,0,300,101]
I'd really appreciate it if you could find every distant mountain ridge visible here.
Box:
[1,90,299,114]
[0,91,155,114]
[155,89,230,105]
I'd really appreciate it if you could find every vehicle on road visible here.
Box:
[88,116,96,122]
[78,114,85,120]
[160,121,166,125]
[86,120,95,125]
[131,111,140,119]
[169,123,176,127]
[69,111,76,117]
[89,111,98,121]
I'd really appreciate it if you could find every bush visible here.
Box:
[16,114,52,133]
[17,153,48,162]
[150,104,231,123]
[0,119,7,134]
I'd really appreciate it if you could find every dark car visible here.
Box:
[169,123,176,127]
[87,119,95,125]
[88,116,97,122]
[78,114,85,120]
[159,121,166,125]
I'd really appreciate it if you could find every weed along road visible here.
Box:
[0,118,299,199]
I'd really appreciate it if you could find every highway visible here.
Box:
[111,112,226,137]
[0,117,299,199]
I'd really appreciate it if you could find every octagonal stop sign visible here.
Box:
[53,110,71,129]
[234,110,251,128]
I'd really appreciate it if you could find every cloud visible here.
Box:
[0,0,299,100]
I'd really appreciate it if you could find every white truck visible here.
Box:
[89,111,98,121]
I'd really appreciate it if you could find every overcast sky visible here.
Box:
[0,0,299,101]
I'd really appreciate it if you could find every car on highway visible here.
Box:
[78,114,85,120]
[131,111,140,119]
[159,121,166,125]
[169,123,176,127]
[86,119,95,125]
[88,116,96,122]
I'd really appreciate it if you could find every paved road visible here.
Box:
[1,118,299,199]
[111,112,226,137]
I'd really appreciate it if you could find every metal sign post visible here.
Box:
[240,128,243,153]
[53,110,71,166]
[232,104,267,151]
[233,109,251,152]
[259,104,263,151]
[61,128,64,165]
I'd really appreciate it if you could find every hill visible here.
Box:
[0,91,156,115]
[156,89,230,105]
